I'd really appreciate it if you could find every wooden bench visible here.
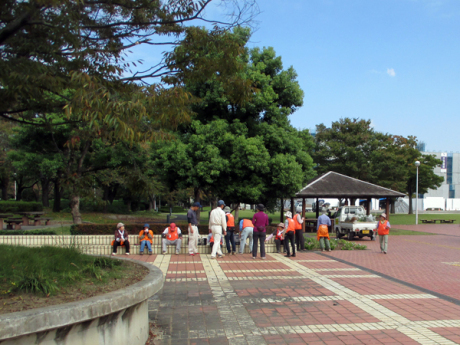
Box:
[5,218,23,230]
[33,217,53,226]
[421,219,436,224]
[440,219,455,224]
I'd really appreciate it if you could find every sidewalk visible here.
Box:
[133,229,460,345]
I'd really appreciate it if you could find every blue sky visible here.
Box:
[246,0,460,152]
[131,0,460,152]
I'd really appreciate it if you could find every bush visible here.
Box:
[302,237,367,251]
[0,230,57,235]
[51,199,129,213]
[0,201,43,213]
[70,223,210,235]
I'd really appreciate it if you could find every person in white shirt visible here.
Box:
[208,200,227,259]
[161,223,182,255]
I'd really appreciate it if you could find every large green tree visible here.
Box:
[154,29,315,221]
[314,118,443,213]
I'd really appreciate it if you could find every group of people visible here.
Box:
[111,203,392,256]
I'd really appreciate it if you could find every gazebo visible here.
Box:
[293,171,406,225]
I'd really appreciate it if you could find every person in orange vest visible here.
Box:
[239,218,254,254]
[113,223,130,256]
[224,206,236,255]
[161,223,182,255]
[265,223,285,253]
[139,223,154,255]
[208,232,223,249]
[284,211,296,257]
[377,213,391,254]
[317,208,331,252]
[294,207,305,251]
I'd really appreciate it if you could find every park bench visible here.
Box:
[421,219,437,224]
[440,219,455,224]
[5,218,23,230]
[33,217,53,226]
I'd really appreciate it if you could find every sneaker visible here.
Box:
[291,254,296,257]
[328,249,331,252]
[218,254,225,258]
[384,251,387,254]
[210,256,216,259]
[252,257,256,259]
[149,252,153,255]
[162,251,166,255]
[322,249,325,252]
[261,257,266,260]
[112,253,116,256]
[176,251,180,255]
[125,253,130,255]
[284,254,291,258]
[140,252,144,255]
[232,252,236,255]
[190,253,195,256]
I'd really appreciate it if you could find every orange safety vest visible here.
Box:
[242,219,254,229]
[139,230,153,243]
[226,213,235,227]
[275,229,284,240]
[317,224,330,240]
[293,214,302,230]
[166,227,179,241]
[286,218,295,233]
[377,220,390,236]
[209,235,222,244]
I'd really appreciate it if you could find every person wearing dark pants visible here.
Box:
[112,222,130,256]
[224,206,236,255]
[284,212,296,257]
[252,204,269,259]
[294,208,305,251]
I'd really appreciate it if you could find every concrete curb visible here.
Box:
[0,257,163,340]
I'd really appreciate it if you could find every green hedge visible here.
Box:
[70,223,210,235]
[0,230,57,235]
[70,223,278,235]
[0,201,43,213]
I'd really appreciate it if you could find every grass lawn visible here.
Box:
[0,245,148,314]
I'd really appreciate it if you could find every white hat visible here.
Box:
[380,213,387,219]
[285,211,292,218]
[117,222,124,229]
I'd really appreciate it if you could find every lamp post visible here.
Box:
[415,161,420,225]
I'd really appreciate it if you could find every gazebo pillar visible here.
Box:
[366,198,371,215]
[302,197,306,231]
[315,198,319,219]
[385,197,390,221]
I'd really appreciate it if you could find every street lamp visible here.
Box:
[415,161,420,225]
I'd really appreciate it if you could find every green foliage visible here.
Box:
[302,237,367,251]
[69,223,210,235]
[0,230,57,236]
[0,200,43,212]
[159,206,187,213]
[0,245,127,296]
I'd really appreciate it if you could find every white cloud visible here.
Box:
[387,68,396,77]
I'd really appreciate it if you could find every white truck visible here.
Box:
[332,206,377,241]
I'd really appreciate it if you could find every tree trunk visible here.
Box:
[194,188,201,223]
[70,194,82,224]
[41,178,50,207]
[280,198,284,223]
[0,177,8,200]
[53,179,61,212]
[234,205,239,228]
[408,183,413,214]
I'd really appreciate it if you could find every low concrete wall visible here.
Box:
[0,259,163,345]
[0,234,278,255]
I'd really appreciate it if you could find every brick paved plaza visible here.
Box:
[134,225,460,345]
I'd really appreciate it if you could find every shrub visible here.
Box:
[302,237,367,251]
[0,230,57,236]
[0,201,43,213]
[70,223,210,235]
[51,199,130,213]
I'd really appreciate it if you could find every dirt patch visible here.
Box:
[0,261,149,315]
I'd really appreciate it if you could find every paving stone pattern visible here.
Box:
[134,232,460,345]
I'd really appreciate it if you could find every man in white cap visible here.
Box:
[208,200,227,259]
[377,213,391,254]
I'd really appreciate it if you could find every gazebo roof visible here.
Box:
[296,171,406,198]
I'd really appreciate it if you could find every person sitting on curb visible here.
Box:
[139,223,154,255]
[238,218,254,254]
[207,233,223,250]
[112,223,130,256]
[162,223,182,255]
[265,223,285,253]
[317,208,332,252]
